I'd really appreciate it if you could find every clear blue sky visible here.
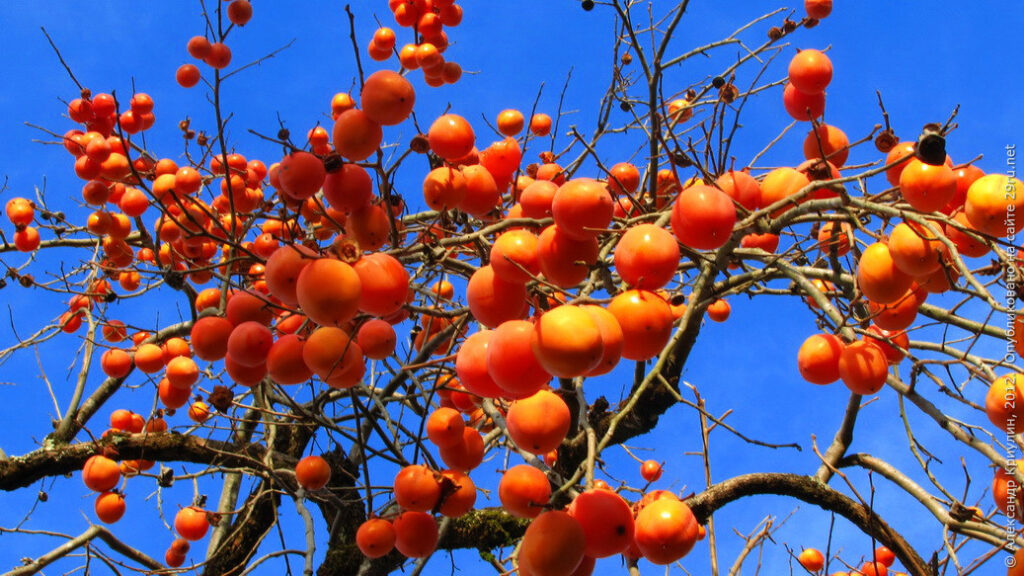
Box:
[0,1,1021,575]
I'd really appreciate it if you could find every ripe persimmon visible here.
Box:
[985,374,1024,433]
[760,167,810,214]
[101,349,132,379]
[607,162,641,196]
[302,326,365,388]
[884,142,917,186]
[499,464,552,518]
[426,407,465,448]
[529,113,552,137]
[782,82,825,121]
[392,511,438,558]
[486,319,552,398]
[490,229,541,284]
[817,220,852,256]
[857,242,914,304]
[531,305,604,378]
[428,114,475,161]
[439,426,485,471]
[519,511,587,576]
[805,0,832,19]
[466,265,528,328]
[838,340,888,395]
[205,42,232,69]
[394,464,441,512]
[803,123,849,167]
[899,159,956,213]
[95,491,126,524]
[353,253,409,318]
[83,455,121,492]
[333,108,383,161]
[568,489,635,558]
[323,163,373,214]
[357,319,397,360]
[641,460,663,482]
[614,224,680,290]
[455,330,505,398]
[788,49,832,94]
[497,109,525,136]
[581,305,624,377]
[536,225,599,288]
[276,151,325,201]
[607,290,674,361]
[422,165,467,211]
[715,169,761,211]
[266,334,312,385]
[965,174,1024,238]
[506,389,571,455]
[798,548,825,571]
[551,178,614,240]
[174,506,210,541]
[190,316,233,361]
[633,497,700,565]
[176,64,201,88]
[166,356,200,389]
[438,469,476,517]
[797,333,844,385]
[360,70,416,126]
[356,518,396,559]
[458,164,501,216]
[295,258,362,327]
[226,321,274,368]
[296,455,331,490]
[671,184,736,250]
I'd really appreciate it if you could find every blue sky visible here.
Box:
[0,1,1021,575]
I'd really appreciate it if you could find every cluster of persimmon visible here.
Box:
[797,545,907,576]
[380,0,465,86]
[4,0,1020,572]
[175,0,252,88]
